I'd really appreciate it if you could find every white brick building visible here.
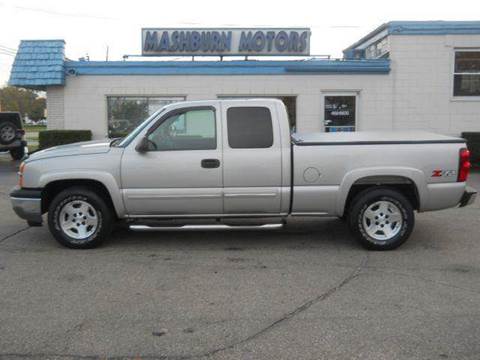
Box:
[9,21,480,139]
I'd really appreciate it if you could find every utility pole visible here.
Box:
[106,46,109,61]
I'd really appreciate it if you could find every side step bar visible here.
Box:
[129,223,284,232]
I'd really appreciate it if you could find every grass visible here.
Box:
[24,124,47,132]
[24,124,44,153]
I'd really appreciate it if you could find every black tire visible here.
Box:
[48,187,113,249]
[0,121,17,145]
[10,146,25,160]
[347,187,414,250]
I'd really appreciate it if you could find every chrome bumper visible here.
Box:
[459,186,477,207]
[10,187,43,224]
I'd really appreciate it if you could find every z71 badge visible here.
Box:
[432,169,457,177]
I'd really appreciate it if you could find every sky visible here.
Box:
[1,0,479,85]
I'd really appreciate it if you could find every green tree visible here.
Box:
[0,86,44,119]
[29,97,46,121]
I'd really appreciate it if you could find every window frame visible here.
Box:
[144,105,218,152]
[321,92,359,132]
[226,106,274,149]
[452,49,480,101]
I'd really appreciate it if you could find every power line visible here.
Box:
[6,4,118,20]
[0,51,15,57]
[0,44,16,52]
[0,45,16,52]
[0,49,16,57]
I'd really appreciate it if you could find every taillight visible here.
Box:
[458,148,471,182]
[16,129,25,138]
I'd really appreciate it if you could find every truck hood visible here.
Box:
[26,140,112,162]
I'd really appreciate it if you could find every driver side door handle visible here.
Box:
[201,159,220,168]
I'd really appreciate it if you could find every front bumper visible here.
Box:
[10,186,43,223]
[459,186,477,207]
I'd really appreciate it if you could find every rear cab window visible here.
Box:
[226,107,273,148]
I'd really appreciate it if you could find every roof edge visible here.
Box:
[343,20,480,57]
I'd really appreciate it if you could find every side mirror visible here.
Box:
[135,136,149,152]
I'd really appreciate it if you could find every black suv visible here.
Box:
[0,112,27,160]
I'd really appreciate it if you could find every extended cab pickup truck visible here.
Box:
[10,99,477,250]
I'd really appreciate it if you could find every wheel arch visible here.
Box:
[40,173,125,218]
[337,167,426,216]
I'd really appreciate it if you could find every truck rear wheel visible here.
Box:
[48,187,113,249]
[348,187,414,250]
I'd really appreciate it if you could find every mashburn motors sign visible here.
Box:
[142,28,311,56]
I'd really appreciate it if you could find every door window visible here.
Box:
[324,96,356,132]
[226,107,273,148]
[147,109,216,151]
[219,96,296,131]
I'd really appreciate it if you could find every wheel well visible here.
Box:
[41,179,117,217]
[344,176,420,215]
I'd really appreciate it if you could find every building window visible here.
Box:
[324,95,356,132]
[107,96,184,138]
[147,109,216,151]
[365,36,389,59]
[454,51,480,97]
[227,107,273,148]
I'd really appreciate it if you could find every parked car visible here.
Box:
[10,99,477,250]
[0,112,27,160]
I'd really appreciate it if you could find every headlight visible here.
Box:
[18,162,25,187]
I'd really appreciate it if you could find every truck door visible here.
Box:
[121,105,223,216]
[221,102,283,214]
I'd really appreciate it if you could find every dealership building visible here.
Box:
[8,21,480,139]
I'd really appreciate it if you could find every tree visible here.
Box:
[0,86,45,119]
[29,97,46,120]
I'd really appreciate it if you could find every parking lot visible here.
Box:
[0,154,479,360]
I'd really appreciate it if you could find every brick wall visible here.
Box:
[46,86,64,130]
[57,73,392,139]
[390,34,480,135]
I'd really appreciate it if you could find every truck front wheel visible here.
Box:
[348,187,414,250]
[48,187,113,249]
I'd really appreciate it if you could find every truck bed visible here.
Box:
[291,131,464,145]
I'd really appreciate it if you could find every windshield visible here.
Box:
[115,107,167,147]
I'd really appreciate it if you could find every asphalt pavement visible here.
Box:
[0,153,479,360]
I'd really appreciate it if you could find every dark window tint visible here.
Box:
[227,107,273,148]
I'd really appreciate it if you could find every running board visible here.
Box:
[129,223,284,232]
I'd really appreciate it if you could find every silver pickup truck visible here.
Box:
[10,99,476,250]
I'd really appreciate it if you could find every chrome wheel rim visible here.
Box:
[362,200,403,241]
[59,200,98,240]
[0,125,15,142]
